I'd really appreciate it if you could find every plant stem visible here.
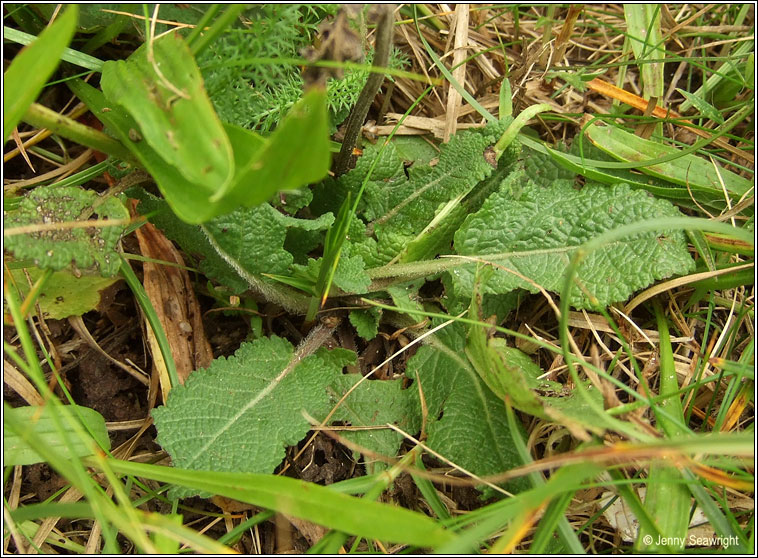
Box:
[22,102,136,163]
[493,103,552,158]
[333,5,395,177]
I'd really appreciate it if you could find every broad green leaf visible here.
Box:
[96,458,456,548]
[331,243,372,293]
[405,321,527,491]
[3,404,110,466]
[332,122,511,268]
[379,122,509,265]
[465,273,603,431]
[94,34,330,224]
[452,176,696,308]
[152,337,354,493]
[216,87,331,207]
[201,204,334,277]
[327,375,419,473]
[9,267,119,319]
[101,32,234,192]
[585,122,752,199]
[348,307,381,340]
[133,189,333,295]
[3,185,129,277]
[391,135,439,167]
[68,78,224,223]
[3,6,78,143]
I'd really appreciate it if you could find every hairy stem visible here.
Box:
[333,5,395,177]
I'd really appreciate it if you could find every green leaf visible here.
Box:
[95,32,331,224]
[623,5,664,106]
[134,190,333,296]
[216,87,331,207]
[331,242,372,294]
[152,337,354,493]
[101,32,235,193]
[340,122,510,267]
[69,78,222,223]
[4,185,129,277]
[3,405,110,466]
[348,307,381,340]
[327,375,419,472]
[585,122,752,200]
[9,267,119,320]
[391,135,439,167]
[3,6,78,143]
[405,322,527,490]
[543,141,729,210]
[452,176,695,308]
[201,204,334,277]
[465,272,603,431]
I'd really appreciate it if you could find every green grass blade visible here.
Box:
[119,254,179,389]
[9,502,94,523]
[86,458,457,548]
[412,453,451,520]
[635,302,692,551]
[3,7,78,143]
[3,23,104,72]
[677,88,726,124]
[506,404,585,554]
[683,469,751,552]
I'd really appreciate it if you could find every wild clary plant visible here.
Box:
[147,113,699,486]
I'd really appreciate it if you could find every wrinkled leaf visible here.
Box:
[405,321,527,490]
[452,176,695,308]
[348,307,381,340]
[4,185,129,277]
[152,337,354,494]
[133,189,333,295]
[331,122,510,267]
[328,375,419,473]
[9,267,119,319]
